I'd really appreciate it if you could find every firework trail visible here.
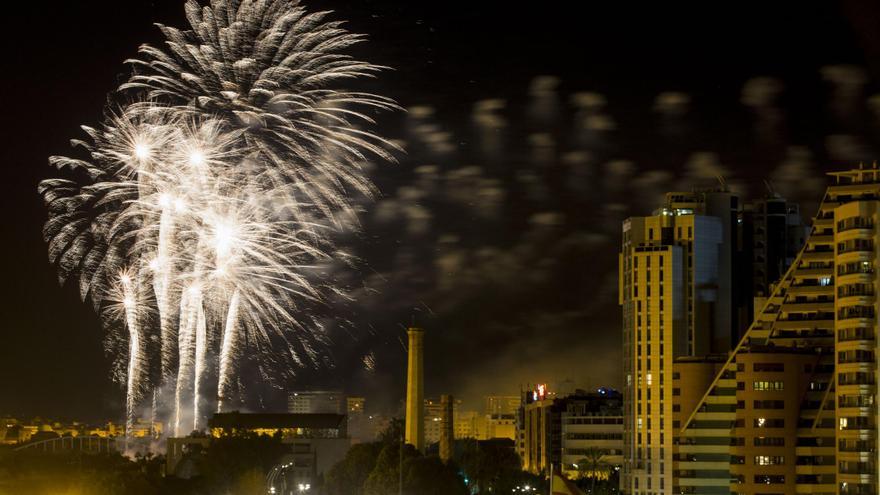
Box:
[39,0,398,444]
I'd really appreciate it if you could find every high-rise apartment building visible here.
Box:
[619,189,807,495]
[672,165,880,495]
[620,190,738,495]
[740,194,809,324]
[616,164,880,495]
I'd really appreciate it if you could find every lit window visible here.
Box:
[753,381,784,391]
[755,455,784,465]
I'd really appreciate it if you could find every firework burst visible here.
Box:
[39,0,398,444]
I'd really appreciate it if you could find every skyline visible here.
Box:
[4,1,880,422]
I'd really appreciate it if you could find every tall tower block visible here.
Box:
[405,327,425,452]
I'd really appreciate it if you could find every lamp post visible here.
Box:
[399,429,404,495]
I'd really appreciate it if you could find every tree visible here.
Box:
[0,450,164,495]
[455,438,538,494]
[197,431,290,493]
[324,442,384,495]
[575,448,613,495]
[229,467,267,495]
[402,456,467,495]
[378,418,405,445]
[363,442,420,495]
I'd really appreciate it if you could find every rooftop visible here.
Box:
[209,412,346,430]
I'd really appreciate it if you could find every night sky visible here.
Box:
[3,1,880,420]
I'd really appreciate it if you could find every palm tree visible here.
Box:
[575,448,611,494]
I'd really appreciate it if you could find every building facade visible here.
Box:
[519,388,623,476]
[485,395,522,416]
[425,396,461,444]
[620,191,732,495]
[287,390,345,415]
[619,189,807,495]
[643,165,880,495]
[741,194,809,325]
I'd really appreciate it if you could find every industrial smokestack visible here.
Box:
[440,394,454,462]
[405,327,425,452]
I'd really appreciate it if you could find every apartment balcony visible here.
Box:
[672,460,729,471]
[837,250,875,265]
[837,273,874,284]
[704,394,737,405]
[837,451,876,463]
[829,182,880,193]
[795,267,834,277]
[676,477,730,487]
[836,362,876,375]
[835,228,875,242]
[837,384,876,399]
[774,318,834,329]
[836,340,876,353]
[801,250,835,262]
[787,285,833,295]
[676,444,730,454]
[837,295,876,307]
[794,483,838,494]
[678,428,733,439]
[837,307,876,320]
[796,465,837,476]
[839,472,876,485]
[837,427,876,439]
[836,317,876,331]
[813,216,833,227]
[687,412,734,422]
[772,329,834,342]
[836,406,874,420]
[795,446,836,457]
[808,234,835,244]
[781,301,834,312]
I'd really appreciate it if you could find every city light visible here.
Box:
[17,0,880,494]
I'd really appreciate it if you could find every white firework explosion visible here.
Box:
[39,0,398,442]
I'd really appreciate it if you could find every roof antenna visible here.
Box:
[763,179,778,197]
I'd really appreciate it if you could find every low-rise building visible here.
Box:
[519,387,623,477]
[165,412,351,485]
[287,390,345,414]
